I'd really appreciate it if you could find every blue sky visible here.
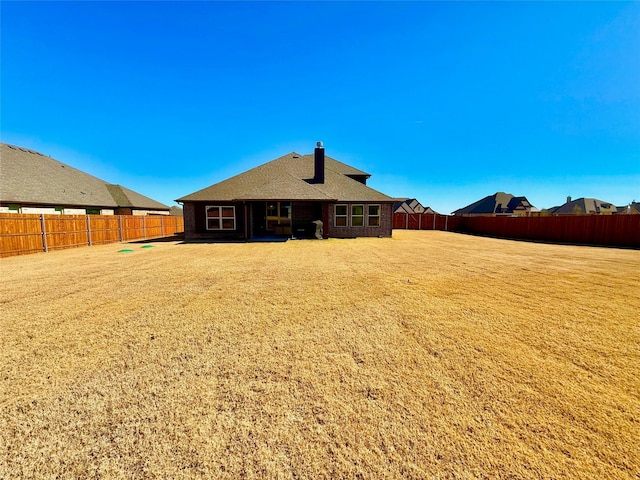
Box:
[2,1,639,213]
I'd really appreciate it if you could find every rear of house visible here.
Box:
[176,144,394,241]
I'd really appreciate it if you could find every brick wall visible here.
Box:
[326,202,392,238]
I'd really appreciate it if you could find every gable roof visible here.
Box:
[393,198,429,214]
[617,202,640,214]
[176,152,393,203]
[0,143,169,210]
[549,197,618,215]
[452,192,535,215]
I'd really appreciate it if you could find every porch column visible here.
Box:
[243,202,249,240]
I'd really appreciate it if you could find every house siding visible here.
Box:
[325,202,393,238]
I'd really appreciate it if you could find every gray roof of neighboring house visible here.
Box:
[393,202,413,213]
[176,152,394,203]
[619,202,640,214]
[549,197,618,215]
[0,143,169,210]
[452,192,535,215]
[169,205,183,216]
[393,198,433,214]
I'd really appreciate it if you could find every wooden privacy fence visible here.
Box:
[393,212,640,248]
[392,212,465,231]
[0,214,184,257]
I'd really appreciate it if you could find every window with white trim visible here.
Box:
[206,206,236,230]
[351,204,364,227]
[335,204,348,227]
[368,205,380,226]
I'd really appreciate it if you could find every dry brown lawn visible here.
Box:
[1,230,638,479]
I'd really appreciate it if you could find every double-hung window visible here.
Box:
[368,205,380,226]
[206,206,236,230]
[351,205,364,226]
[335,205,348,227]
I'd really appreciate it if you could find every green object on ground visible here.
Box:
[141,245,153,249]
[118,249,134,253]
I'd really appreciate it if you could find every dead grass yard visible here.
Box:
[0,230,638,479]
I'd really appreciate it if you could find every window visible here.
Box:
[206,206,236,230]
[368,205,380,226]
[335,204,348,227]
[351,205,364,227]
[335,204,380,227]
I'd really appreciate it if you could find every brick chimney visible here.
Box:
[567,196,572,203]
[313,141,325,184]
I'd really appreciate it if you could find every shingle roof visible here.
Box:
[393,198,429,214]
[169,205,183,216]
[452,192,535,215]
[176,152,393,203]
[0,143,169,210]
[550,197,617,215]
[623,202,640,214]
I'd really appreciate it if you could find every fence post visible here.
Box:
[405,213,408,229]
[142,215,146,239]
[40,214,48,252]
[161,215,165,236]
[86,215,92,246]
[445,215,448,231]
[118,216,123,242]
[419,214,422,230]
[433,213,436,230]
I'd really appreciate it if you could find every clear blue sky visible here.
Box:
[2,1,639,213]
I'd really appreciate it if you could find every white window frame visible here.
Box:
[206,205,236,230]
[351,204,364,227]
[335,204,348,227]
[367,204,381,227]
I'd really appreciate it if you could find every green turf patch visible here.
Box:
[141,245,153,249]
[118,249,134,253]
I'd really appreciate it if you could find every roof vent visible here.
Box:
[316,141,323,148]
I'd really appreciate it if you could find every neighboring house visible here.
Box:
[452,192,536,217]
[548,196,618,215]
[393,198,438,214]
[176,143,395,240]
[615,202,640,214]
[0,143,170,215]
[169,205,184,216]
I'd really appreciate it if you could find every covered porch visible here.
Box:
[246,201,325,240]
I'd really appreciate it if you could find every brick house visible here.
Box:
[176,143,394,240]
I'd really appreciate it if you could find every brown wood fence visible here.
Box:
[393,212,640,248]
[0,214,184,257]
